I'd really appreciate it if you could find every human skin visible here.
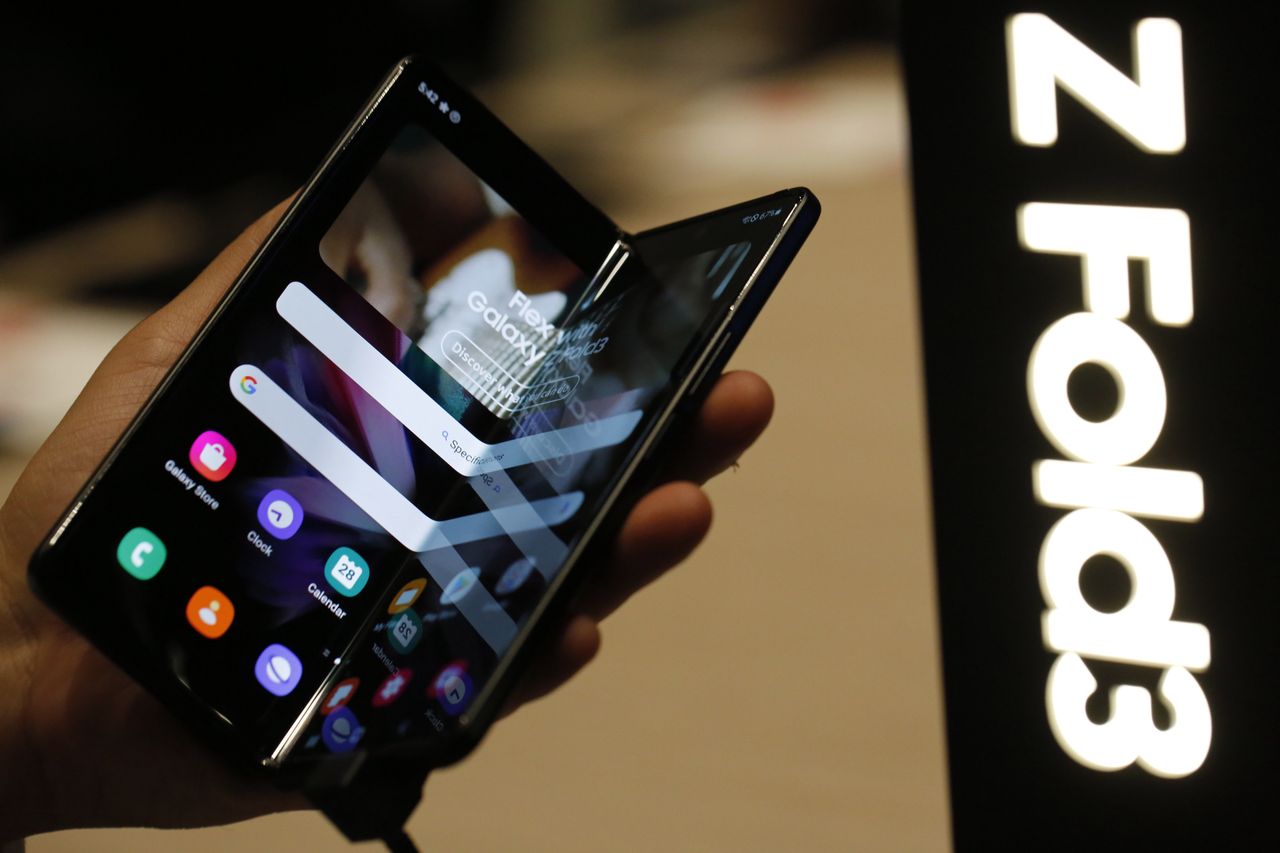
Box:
[0,200,774,841]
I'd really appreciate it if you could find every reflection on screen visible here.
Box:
[271,131,757,756]
[319,126,584,419]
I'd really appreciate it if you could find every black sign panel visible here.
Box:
[905,2,1278,848]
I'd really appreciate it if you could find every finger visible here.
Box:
[502,481,714,712]
[35,643,308,832]
[660,370,774,485]
[501,614,601,714]
[129,195,295,364]
[576,481,713,622]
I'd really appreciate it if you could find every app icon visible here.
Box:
[239,374,258,395]
[439,567,479,605]
[430,661,473,716]
[387,578,428,615]
[386,609,423,654]
[321,706,363,753]
[325,547,370,597]
[320,677,360,715]
[495,557,537,596]
[116,527,166,580]
[186,586,235,639]
[257,489,304,539]
[189,430,237,482]
[372,669,413,708]
[255,644,303,696]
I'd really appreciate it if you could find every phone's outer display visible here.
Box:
[28,56,818,786]
[905,1,1278,848]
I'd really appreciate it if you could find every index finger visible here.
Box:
[659,370,775,485]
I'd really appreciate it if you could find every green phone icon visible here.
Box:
[117,527,167,580]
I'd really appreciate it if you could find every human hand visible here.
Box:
[0,199,774,841]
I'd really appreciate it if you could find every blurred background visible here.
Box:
[2,0,948,849]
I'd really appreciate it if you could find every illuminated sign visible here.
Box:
[1007,15,1212,778]
[906,1,1276,847]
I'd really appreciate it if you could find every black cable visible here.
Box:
[308,757,430,843]
[382,828,422,853]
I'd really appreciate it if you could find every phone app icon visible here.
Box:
[325,547,370,597]
[257,489,304,539]
[186,586,235,639]
[387,578,427,614]
[255,644,303,696]
[430,661,473,716]
[372,669,413,708]
[439,567,479,605]
[321,706,364,753]
[116,527,166,580]
[320,677,360,715]
[386,609,423,654]
[189,430,237,482]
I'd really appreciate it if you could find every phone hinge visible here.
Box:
[576,237,631,313]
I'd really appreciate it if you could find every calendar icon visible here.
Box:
[387,609,423,654]
[324,547,370,597]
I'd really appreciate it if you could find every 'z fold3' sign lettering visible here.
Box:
[1008,13,1211,780]
[906,1,1277,848]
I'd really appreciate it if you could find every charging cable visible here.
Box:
[382,828,423,853]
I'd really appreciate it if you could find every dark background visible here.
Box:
[906,1,1278,848]
[0,2,891,290]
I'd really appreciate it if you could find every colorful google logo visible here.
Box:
[239,375,258,394]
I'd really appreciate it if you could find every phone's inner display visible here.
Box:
[35,107,777,764]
